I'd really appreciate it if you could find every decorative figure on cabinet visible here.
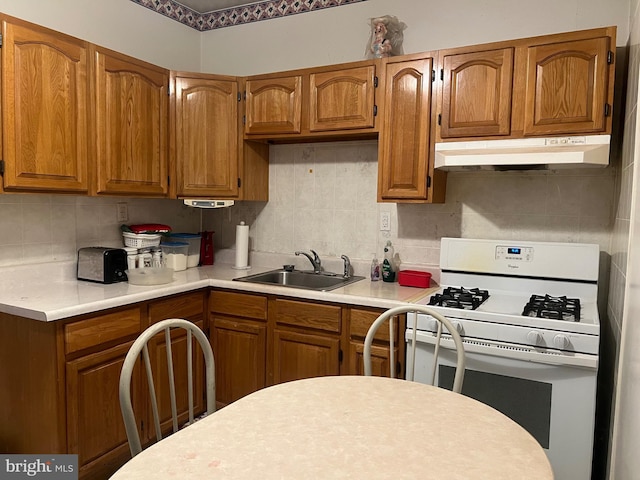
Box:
[366,15,407,59]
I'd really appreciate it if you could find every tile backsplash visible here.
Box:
[0,140,617,272]
[206,140,617,269]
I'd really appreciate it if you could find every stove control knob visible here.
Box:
[527,330,544,345]
[553,334,571,350]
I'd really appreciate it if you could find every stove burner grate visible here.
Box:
[522,294,581,322]
[428,286,490,310]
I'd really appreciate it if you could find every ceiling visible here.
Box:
[176,0,257,13]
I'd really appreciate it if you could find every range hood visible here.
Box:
[183,199,234,208]
[434,135,611,171]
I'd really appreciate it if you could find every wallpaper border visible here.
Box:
[130,0,369,31]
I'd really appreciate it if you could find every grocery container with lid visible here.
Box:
[160,242,189,271]
[165,233,201,268]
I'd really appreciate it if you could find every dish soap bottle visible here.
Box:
[370,254,380,281]
[382,241,396,283]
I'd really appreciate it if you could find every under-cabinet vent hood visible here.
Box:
[183,199,234,208]
[435,135,611,171]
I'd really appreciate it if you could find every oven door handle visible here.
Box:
[408,330,598,369]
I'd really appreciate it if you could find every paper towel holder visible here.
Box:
[232,221,252,270]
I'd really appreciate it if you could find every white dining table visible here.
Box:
[110,375,554,479]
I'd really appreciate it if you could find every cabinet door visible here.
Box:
[378,57,433,200]
[272,329,340,384]
[174,74,239,197]
[245,76,302,134]
[440,48,514,138]
[93,46,169,196]
[347,307,403,377]
[1,18,89,192]
[310,65,376,132]
[66,342,140,479]
[349,341,399,377]
[524,37,610,136]
[211,316,267,406]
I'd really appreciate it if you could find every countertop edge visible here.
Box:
[0,264,438,322]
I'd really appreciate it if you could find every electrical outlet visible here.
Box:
[117,202,129,223]
[380,212,390,231]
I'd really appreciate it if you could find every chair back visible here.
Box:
[363,305,465,393]
[119,318,216,457]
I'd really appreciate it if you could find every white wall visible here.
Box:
[201,0,630,75]
[609,0,640,476]
[0,0,201,71]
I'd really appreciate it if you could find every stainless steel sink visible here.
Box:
[233,269,365,291]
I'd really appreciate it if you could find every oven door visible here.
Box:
[407,329,597,480]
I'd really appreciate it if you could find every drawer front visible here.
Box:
[64,307,141,354]
[273,298,341,333]
[350,308,400,342]
[149,291,205,323]
[210,290,267,321]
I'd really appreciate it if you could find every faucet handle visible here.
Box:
[310,249,321,265]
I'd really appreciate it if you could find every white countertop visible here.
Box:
[0,261,436,321]
[110,376,553,480]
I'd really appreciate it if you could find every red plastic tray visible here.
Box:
[398,270,432,288]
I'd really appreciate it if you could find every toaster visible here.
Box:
[77,247,128,284]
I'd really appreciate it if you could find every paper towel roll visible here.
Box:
[234,221,250,269]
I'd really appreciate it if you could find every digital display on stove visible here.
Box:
[508,247,521,255]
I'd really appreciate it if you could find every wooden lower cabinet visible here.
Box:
[66,341,140,479]
[211,316,267,406]
[0,290,208,480]
[272,329,340,383]
[210,290,268,407]
[345,306,405,378]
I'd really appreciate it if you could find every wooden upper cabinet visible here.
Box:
[1,16,89,193]
[524,36,611,136]
[92,46,169,196]
[245,75,302,134]
[173,73,239,198]
[310,65,376,132]
[378,56,434,201]
[440,48,514,138]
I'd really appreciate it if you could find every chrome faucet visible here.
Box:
[295,250,322,273]
[341,255,352,278]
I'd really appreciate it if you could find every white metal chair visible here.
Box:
[363,305,466,393]
[119,318,216,457]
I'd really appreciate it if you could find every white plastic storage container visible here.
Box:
[160,242,189,271]
[164,233,201,268]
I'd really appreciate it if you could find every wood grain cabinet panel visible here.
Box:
[378,56,434,201]
[524,36,610,136]
[440,48,514,138]
[66,341,140,479]
[245,75,302,134]
[1,16,89,192]
[272,329,340,383]
[211,316,267,406]
[93,46,169,196]
[173,73,239,198]
[310,65,375,132]
[64,307,141,354]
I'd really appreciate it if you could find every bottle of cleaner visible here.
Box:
[370,254,380,281]
[382,241,396,282]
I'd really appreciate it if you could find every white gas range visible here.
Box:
[408,237,600,480]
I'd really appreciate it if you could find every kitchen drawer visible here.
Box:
[210,290,267,321]
[273,298,341,333]
[149,291,205,323]
[64,307,141,355]
[349,308,401,342]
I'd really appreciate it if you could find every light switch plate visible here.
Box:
[117,202,129,223]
